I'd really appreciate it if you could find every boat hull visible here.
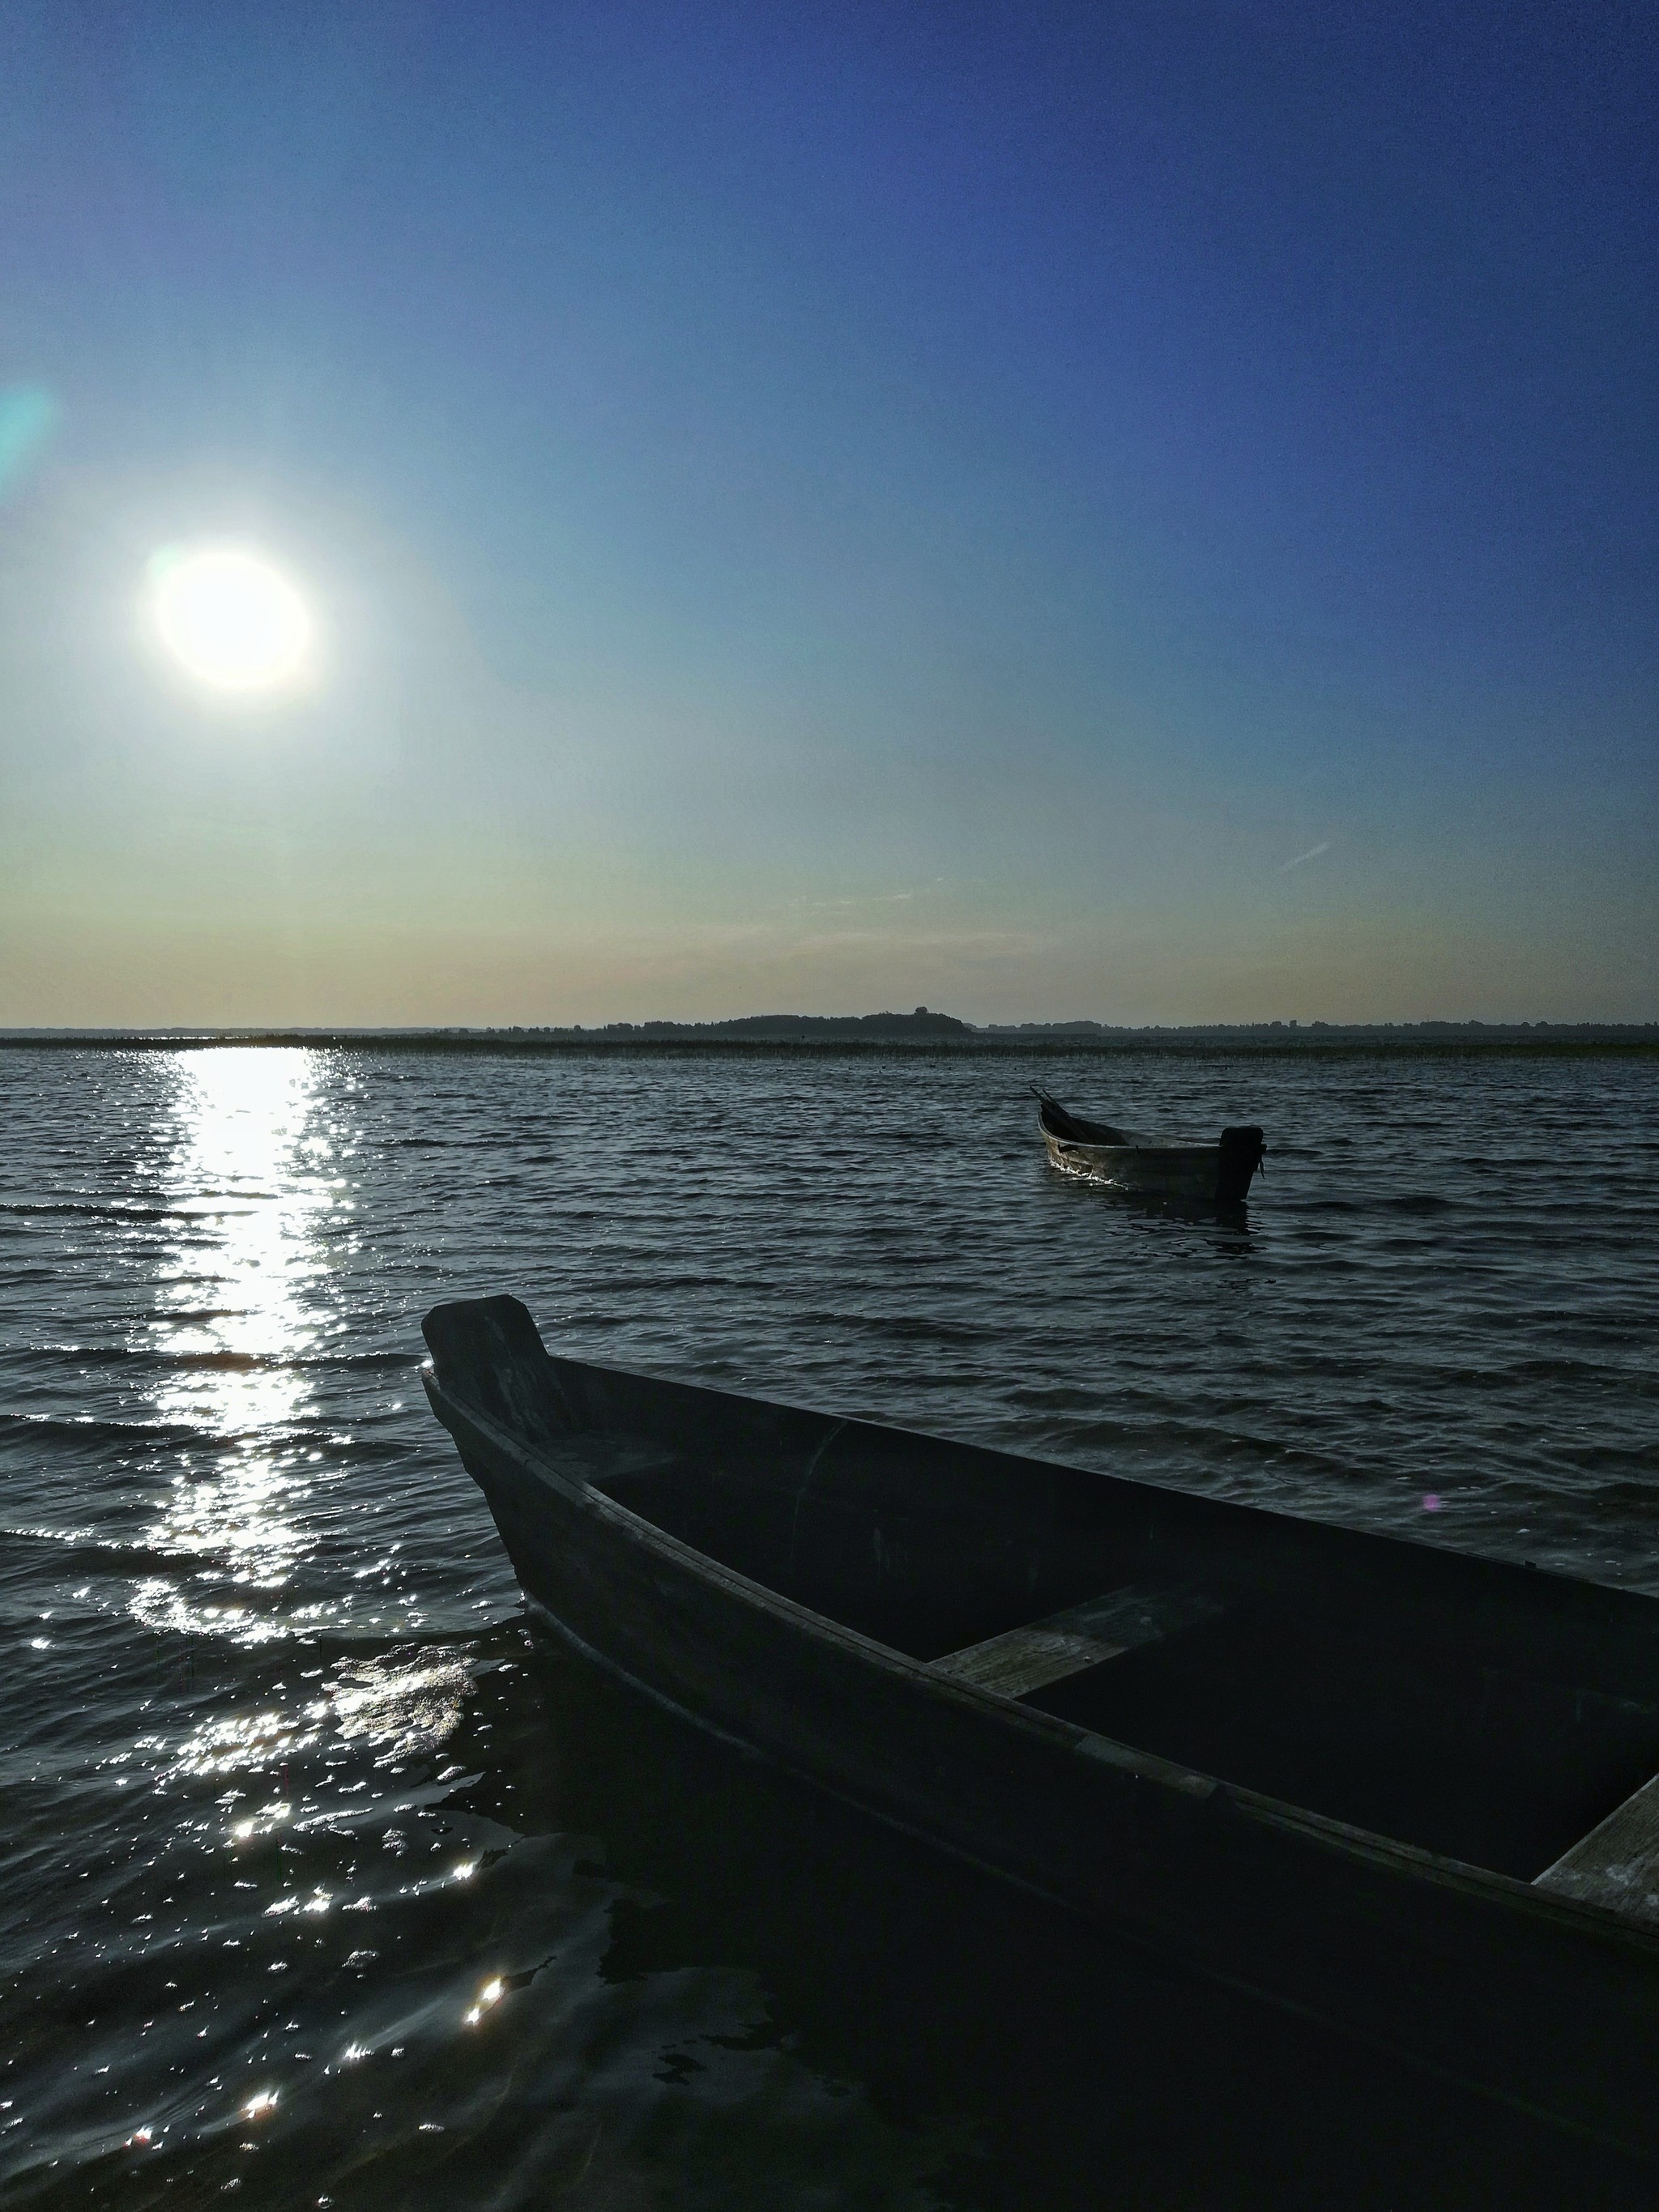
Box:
[1042,1132,1230,1196]
[421,1308,1659,2158]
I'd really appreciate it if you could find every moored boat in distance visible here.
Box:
[424,1294,1659,2156]
[1034,1087,1265,1204]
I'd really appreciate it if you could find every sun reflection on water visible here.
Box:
[131,1050,343,1644]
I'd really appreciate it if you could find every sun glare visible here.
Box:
[151,547,312,692]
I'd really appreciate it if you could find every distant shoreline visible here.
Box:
[4,1025,1657,1059]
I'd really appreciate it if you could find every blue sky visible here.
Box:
[2,0,1654,1022]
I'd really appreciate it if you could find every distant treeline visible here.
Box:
[975,1019,1659,1043]
[4,1012,1657,1057]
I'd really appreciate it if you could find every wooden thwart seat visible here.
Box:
[932,1585,1223,1700]
[1534,1772,1659,1932]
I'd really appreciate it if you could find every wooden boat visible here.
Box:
[1034,1089,1265,1204]
[423,1294,1659,2154]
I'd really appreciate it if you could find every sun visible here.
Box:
[151,547,312,692]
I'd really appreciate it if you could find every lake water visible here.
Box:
[3,1043,1657,2207]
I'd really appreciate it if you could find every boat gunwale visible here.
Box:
[1043,1135,1222,1162]
[421,1358,1659,1956]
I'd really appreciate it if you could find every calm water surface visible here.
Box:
[3,1045,1657,2207]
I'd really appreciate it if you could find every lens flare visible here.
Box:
[151,547,311,691]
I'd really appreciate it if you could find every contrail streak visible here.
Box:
[1278,840,1332,872]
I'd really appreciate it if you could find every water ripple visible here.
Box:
[1,1042,1655,2206]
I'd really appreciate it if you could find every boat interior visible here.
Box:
[575,1381,1659,1894]
[1034,1090,1139,1147]
[424,1298,1659,1903]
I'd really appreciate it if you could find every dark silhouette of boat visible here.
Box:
[1034,1088,1266,1203]
[423,1294,1659,2154]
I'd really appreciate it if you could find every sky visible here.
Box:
[1,0,1654,1026]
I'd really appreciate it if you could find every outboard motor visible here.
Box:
[1216,1125,1266,1207]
